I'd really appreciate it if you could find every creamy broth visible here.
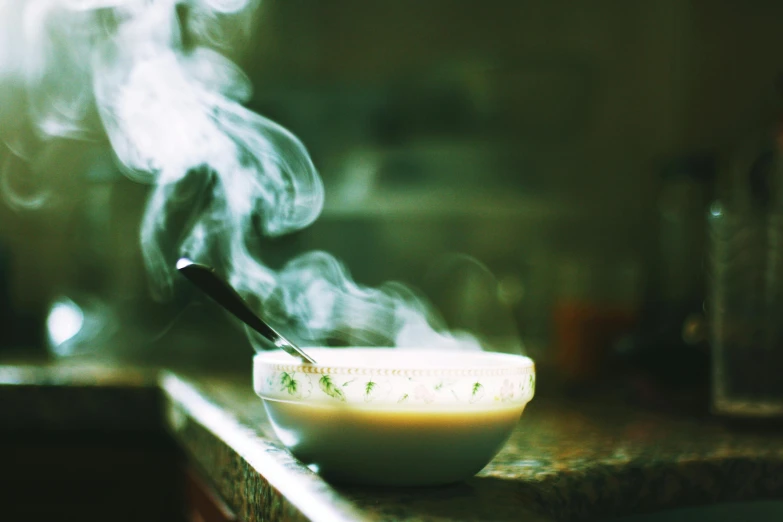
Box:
[263,399,524,486]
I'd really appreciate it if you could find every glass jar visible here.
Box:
[708,130,783,418]
[709,203,783,417]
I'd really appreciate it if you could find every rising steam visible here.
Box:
[0,0,482,350]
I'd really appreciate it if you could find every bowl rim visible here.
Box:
[253,348,535,377]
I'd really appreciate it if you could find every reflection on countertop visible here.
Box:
[1,362,783,522]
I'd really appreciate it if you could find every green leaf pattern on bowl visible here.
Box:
[364,380,378,402]
[258,368,534,405]
[319,375,346,402]
[280,372,297,395]
[469,382,485,403]
[278,371,312,399]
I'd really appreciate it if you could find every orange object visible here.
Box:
[553,300,637,383]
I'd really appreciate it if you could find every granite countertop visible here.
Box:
[1,363,783,522]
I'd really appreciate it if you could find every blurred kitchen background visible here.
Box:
[2,0,783,405]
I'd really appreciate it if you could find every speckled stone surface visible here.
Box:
[161,373,366,522]
[2,363,783,522]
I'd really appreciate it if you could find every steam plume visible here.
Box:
[0,0,482,350]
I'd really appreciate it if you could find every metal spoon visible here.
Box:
[176,258,316,364]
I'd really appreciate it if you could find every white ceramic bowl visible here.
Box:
[253,348,535,486]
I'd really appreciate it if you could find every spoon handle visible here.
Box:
[176,258,316,364]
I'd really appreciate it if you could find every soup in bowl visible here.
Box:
[253,348,535,486]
